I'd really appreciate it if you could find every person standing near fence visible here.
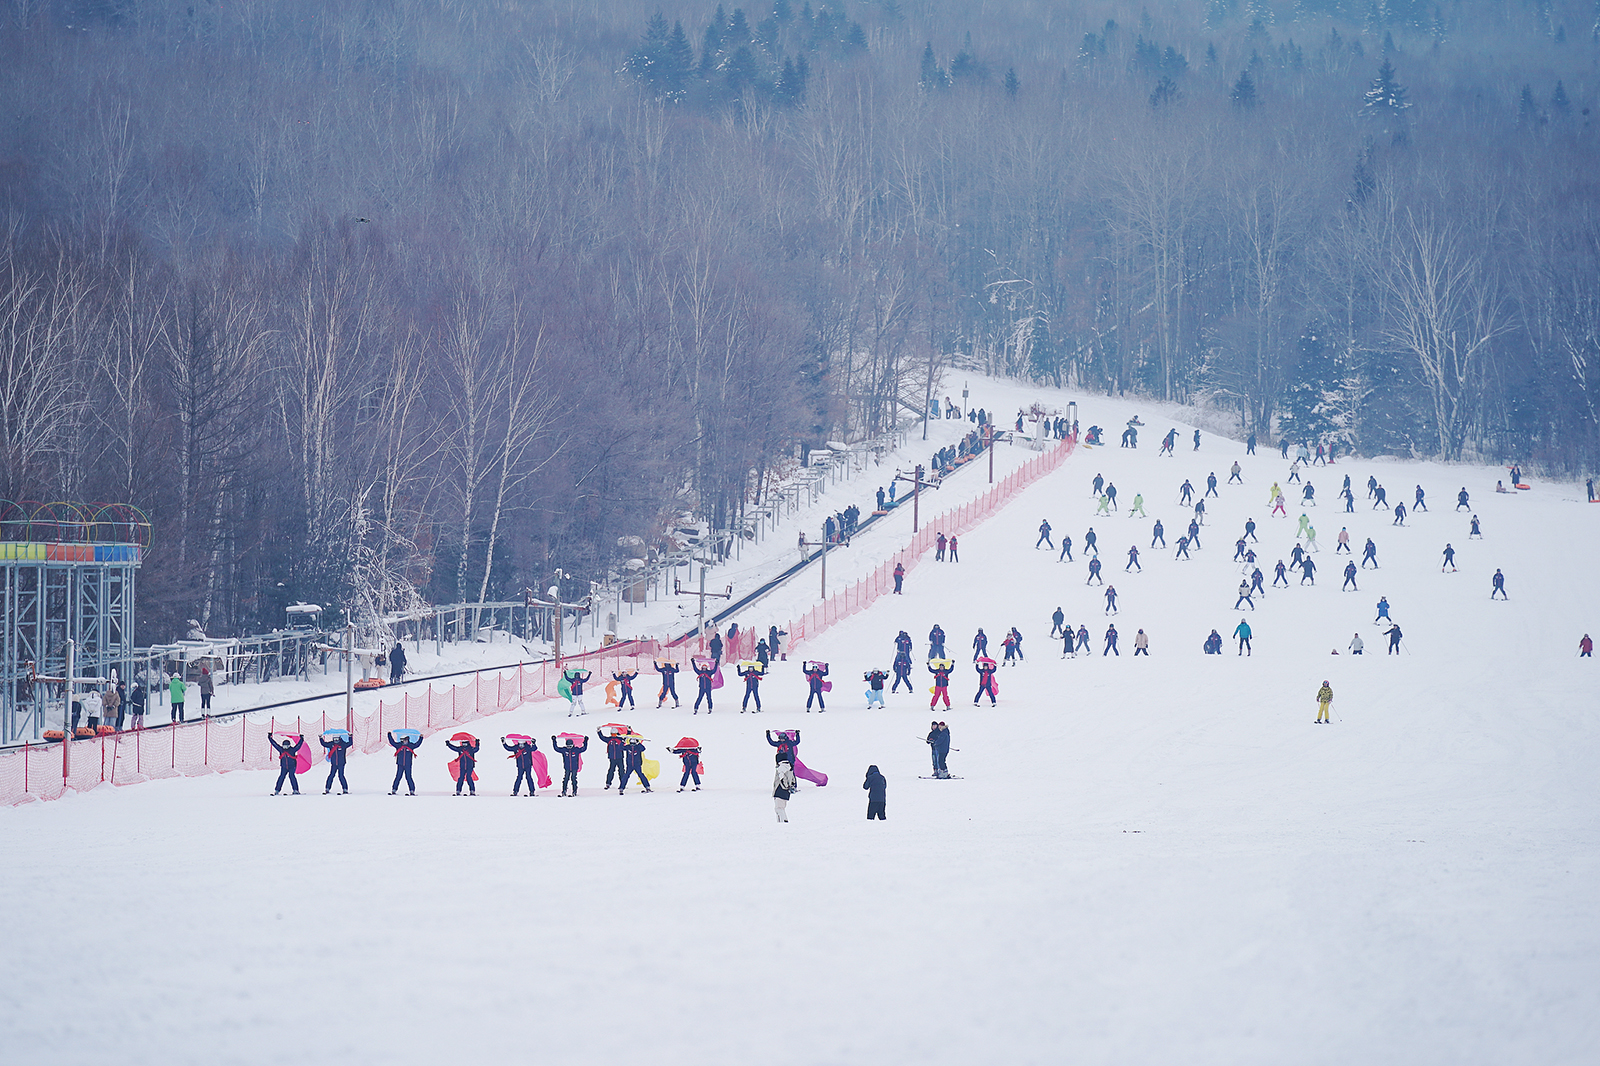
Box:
[198,667,214,711]
[269,735,305,795]
[102,681,121,731]
[948,535,959,562]
[446,735,480,796]
[168,672,187,723]
[389,642,407,684]
[612,668,637,709]
[505,737,539,797]
[554,734,587,796]
[387,731,420,795]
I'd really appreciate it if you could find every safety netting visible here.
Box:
[0,435,1073,806]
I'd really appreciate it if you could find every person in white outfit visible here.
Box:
[773,761,796,822]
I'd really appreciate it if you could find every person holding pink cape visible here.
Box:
[766,729,827,786]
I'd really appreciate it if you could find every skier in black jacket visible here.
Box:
[320,732,352,794]
[766,728,800,765]
[504,736,539,796]
[738,661,764,712]
[803,661,829,711]
[445,736,479,795]
[655,660,680,708]
[891,651,913,692]
[387,731,420,795]
[618,736,652,794]
[672,741,702,792]
[599,728,628,790]
[611,669,637,709]
[553,734,587,796]
[269,735,304,795]
[692,658,716,713]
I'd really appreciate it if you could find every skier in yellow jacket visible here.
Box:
[1316,681,1333,724]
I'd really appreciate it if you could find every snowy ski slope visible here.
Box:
[2,390,1597,1066]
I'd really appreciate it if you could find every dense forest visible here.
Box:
[1,0,1596,642]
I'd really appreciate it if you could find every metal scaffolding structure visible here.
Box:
[1,502,148,743]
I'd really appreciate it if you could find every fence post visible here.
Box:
[203,715,210,768]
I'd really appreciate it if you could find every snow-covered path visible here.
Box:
[3,394,1597,1065]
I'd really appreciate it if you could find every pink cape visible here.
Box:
[530,750,553,789]
[447,757,479,782]
[793,756,828,787]
[710,664,725,690]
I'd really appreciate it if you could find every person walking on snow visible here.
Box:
[948,536,959,562]
[446,735,480,796]
[803,661,829,711]
[738,661,765,712]
[773,762,796,822]
[1234,620,1253,655]
[864,765,888,817]
[1441,544,1457,572]
[1491,569,1508,600]
[935,533,947,561]
[387,731,420,795]
[1036,520,1053,549]
[1316,681,1334,724]
[270,734,305,795]
[1235,580,1255,610]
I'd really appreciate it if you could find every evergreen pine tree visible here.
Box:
[845,21,868,52]
[1232,69,1257,108]
[1551,80,1571,116]
[920,43,949,90]
[1518,84,1541,126]
[1361,59,1410,119]
[1150,75,1181,108]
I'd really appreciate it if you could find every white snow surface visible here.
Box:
[3,385,1598,1065]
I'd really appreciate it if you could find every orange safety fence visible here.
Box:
[0,435,1074,806]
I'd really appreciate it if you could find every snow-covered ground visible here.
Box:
[3,386,1598,1065]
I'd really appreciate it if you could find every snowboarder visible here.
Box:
[804,661,829,711]
[655,660,681,708]
[1316,681,1333,724]
[1491,569,1507,600]
[1234,619,1253,656]
[671,740,702,792]
[505,736,539,797]
[738,661,765,712]
[1036,520,1053,549]
[387,731,420,795]
[269,734,305,795]
[446,735,479,796]
[320,731,352,794]
[864,764,888,819]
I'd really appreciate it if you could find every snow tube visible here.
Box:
[793,756,828,787]
[641,757,660,781]
[321,729,352,745]
[530,750,552,789]
[354,678,386,690]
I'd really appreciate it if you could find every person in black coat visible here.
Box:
[891,651,913,693]
[445,736,480,795]
[692,658,716,713]
[269,735,305,795]
[389,642,407,684]
[504,737,539,796]
[387,731,420,795]
[618,736,653,794]
[320,732,353,794]
[863,765,887,820]
[766,728,799,766]
[611,669,637,709]
[553,734,587,796]
[803,661,828,711]
[655,660,680,708]
[738,661,764,712]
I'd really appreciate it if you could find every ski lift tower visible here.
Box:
[1,502,149,743]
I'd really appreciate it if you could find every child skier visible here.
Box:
[562,668,591,716]
[692,657,716,713]
[803,660,829,711]
[974,660,998,705]
[1316,681,1334,724]
[320,731,352,794]
[738,660,765,712]
[269,734,304,795]
[864,668,888,708]
[655,660,680,708]
[671,740,702,792]
[611,669,638,709]
[504,736,539,796]
[387,730,420,795]
[553,733,587,796]
[773,762,796,822]
[446,735,480,796]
